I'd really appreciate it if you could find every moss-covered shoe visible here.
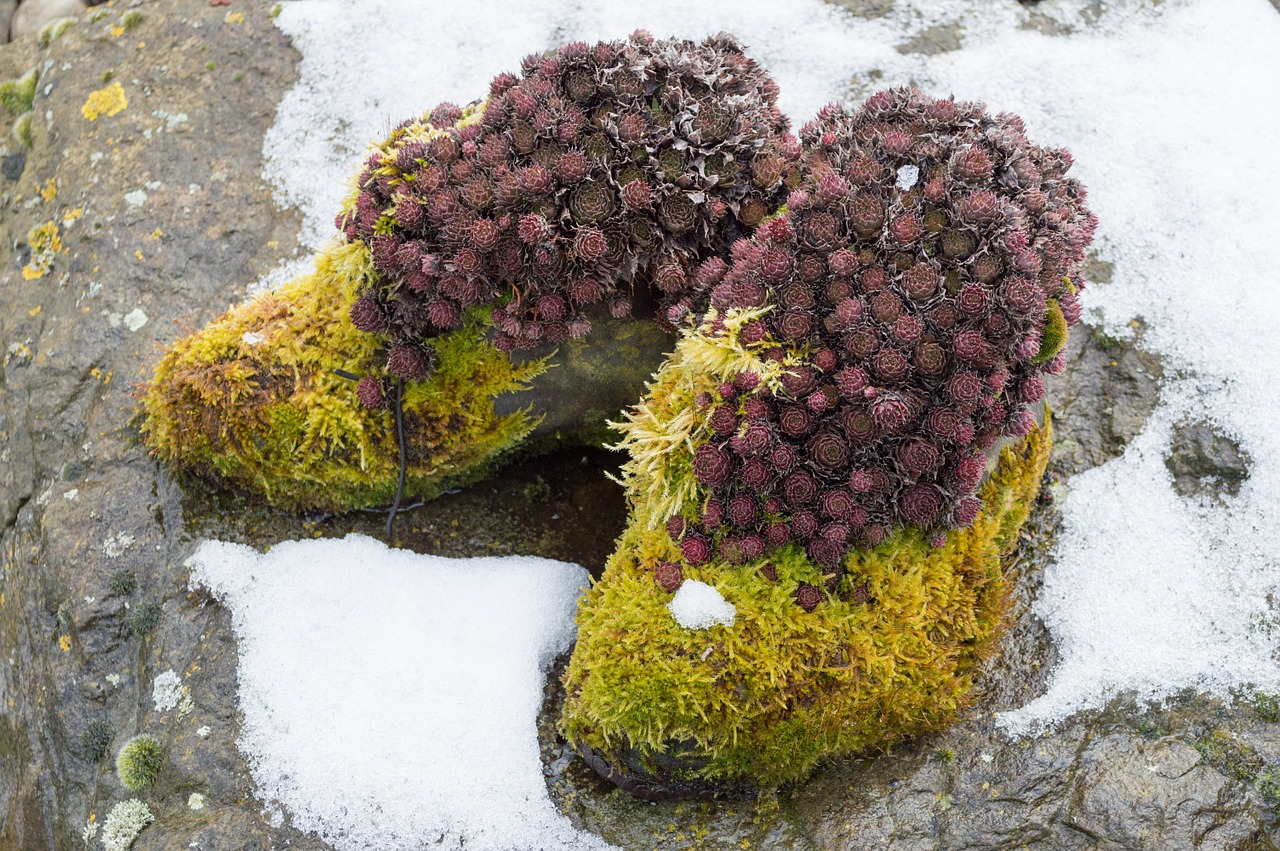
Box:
[560,313,1053,793]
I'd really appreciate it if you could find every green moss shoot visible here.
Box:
[116,734,165,791]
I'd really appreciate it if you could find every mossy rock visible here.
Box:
[141,239,545,512]
[560,406,1051,791]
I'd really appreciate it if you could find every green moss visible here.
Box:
[1257,767,1280,811]
[0,68,37,116]
[127,601,162,637]
[12,111,33,149]
[116,734,165,791]
[37,17,76,49]
[108,570,137,597]
[87,7,109,23]
[560,330,1053,788]
[934,748,955,765]
[121,10,144,29]
[141,239,547,513]
[81,720,113,763]
[1033,299,1068,364]
[1195,729,1262,784]
[270,4,284,17]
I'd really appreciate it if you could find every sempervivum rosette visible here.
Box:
[340,31,798,396]
[670,87,1095,570]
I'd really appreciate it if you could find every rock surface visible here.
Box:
[1,2,1278,850]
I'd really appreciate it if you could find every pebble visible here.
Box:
[9,0,87,41]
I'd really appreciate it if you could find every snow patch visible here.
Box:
[187,535,614,851]
[895,164,920,190]
[668,580,736,629]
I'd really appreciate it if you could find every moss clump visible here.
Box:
[121,10,144,29]
[1257,767,1280,812]
[38,17,77,49]
[561,332,1052,788]
[0,67,37,115]
[116,734,165,790]
[81,720,113,763]
[141,239,546,513]
[1195,729,1262,784]
[107,569,137,597]
[127,601,162,637]
[12,111,33,148]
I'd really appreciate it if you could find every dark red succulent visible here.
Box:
[342,32,797,380]
[667,87,1091,566]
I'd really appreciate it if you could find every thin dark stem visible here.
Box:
[385,378,407,541]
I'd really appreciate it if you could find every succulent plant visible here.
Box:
[666,87,1094,566]
[341,32,798,396]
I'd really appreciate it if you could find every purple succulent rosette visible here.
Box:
[670,87,1096,567]
[340,31,798,390]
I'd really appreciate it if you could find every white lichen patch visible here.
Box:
[187,793,206,811]
[123,309,148,332]
[241,331,264,346]
[106,673,121,687]
[123,190,147,207]
[196,725,211,738]
[667,580,736,630]
[102,532,135,558]
[101,798,153,851]
[152,669,182,712]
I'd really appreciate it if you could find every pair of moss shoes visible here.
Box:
[142,32,1094,794]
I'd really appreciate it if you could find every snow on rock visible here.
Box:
[258,0,1280,755]
[668,580,737,629]
[187,535,615,851]
[911,0,1280,733]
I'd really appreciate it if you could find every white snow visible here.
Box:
[895,164,920,191]
[915,0,1280,732]
[668,580,737,629]
[230,0,1280,837]
[187,535,614,851]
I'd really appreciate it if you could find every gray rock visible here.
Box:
[1,0,16,44]
[8,0,85,41]
[1166,421,1251,500]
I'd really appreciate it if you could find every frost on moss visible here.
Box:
[101,798,153,851]
[560,325,1052,789]
[141,239,546,512]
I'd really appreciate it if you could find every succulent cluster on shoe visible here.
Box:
[341,31,798,396]
[667,87,1095,571]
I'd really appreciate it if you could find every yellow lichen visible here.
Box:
[22,221,63,280]
[81,82,128,121]
[561,346,1053,786]
[39,179,57,202]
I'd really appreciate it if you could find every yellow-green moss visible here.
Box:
[562,339,1052,786]
[0,67,37,115]
[38,17,76,49]
[1034,299,1068,365]
[141,239,546,512]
